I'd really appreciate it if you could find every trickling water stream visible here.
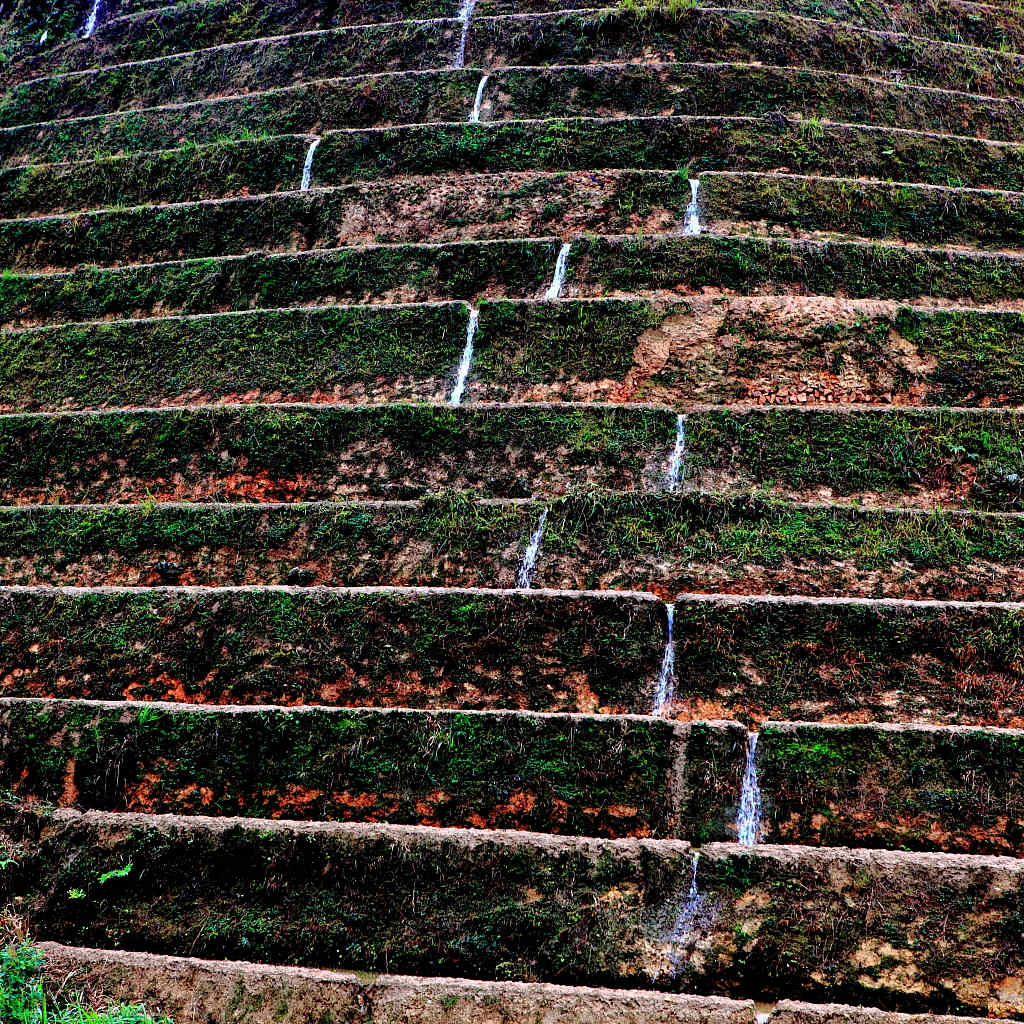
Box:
[454,0,477,68]
[516,509,548,588]
[82,0,102,37]
[664,414,686,491]
[684,179,702,236]
[652,603,676,715]
[545,243,572,300]
[300,138,321,191]
[736,732,764,845]
[449,308,479,406]
[665,852,705,973]
[469,75,489,122]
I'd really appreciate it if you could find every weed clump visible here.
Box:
[0,942,171,1024]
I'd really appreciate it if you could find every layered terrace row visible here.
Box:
[3,0,1024,1018]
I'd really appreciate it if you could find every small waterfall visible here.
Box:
[469,74,489,122]
[516,509,548,588]
[82,0,101,37]
[652,602,676,715]
[736,732,764,845]
[664,414,686,492]
[545,242,572,300]
[300,138,321,191]
[665,852,705,972]
[684,179,703,236]
[454,0,477,68]
[449,307,479,406]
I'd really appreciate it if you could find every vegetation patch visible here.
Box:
[5,493,1024,601]
[0,587,664,710]
[0,302,469,409]
[758,721,1024,855]
[1,809,1021,1015]
[0,941,169,1024]
[0,403,675,502]
[0,699,695,838]
[667,595,1024,727]
[0,241,558,327]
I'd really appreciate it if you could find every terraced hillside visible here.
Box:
[2,0,1024,1020]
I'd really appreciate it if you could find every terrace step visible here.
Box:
[6,171,1021,273]
[0,69,482,167]
[3,404,1023,508]
[0,240,564,325]
[11,60,1024,168]
[755,720,1024,855]
[473,0,1024,53]
[464,9,1024,98]
[0,18,462,126]
[7,117,1024,218]
[4,494,1024,602]
[0,403,676,504]
[1,808,1021,1015]
[3,697,1023,855]
[34,944,757,1024]
[7,6,1024,128]
[7,234,1024,325]
[1,585,1023,727]
[3,0,464,86]
[0,698,742,839]
[6,295,1024,411]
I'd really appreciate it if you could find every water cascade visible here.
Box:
[82,0,102,37]
[469,75,489,122]
[545,243,572,300]
[652,602,676,714]
[449,307,479,406]
[516,509,548,588]
[664,414,686,491]
[684,179,702,236]
[665,852,706,973]
[454,0,477,68]
[736,732,764,845]
[300,138,321,191]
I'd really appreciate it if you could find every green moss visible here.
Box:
[0,241,557,326]
[0,701,684,837]
[759,723,1024,854]
[686,408,1024,509]
[0,404,674,502]
[0,303,468,408]
[0,588,664,710]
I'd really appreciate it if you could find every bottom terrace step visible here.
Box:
[24,949,1014,1024]
[1,810,1021,1016]
[36,945,754,1024]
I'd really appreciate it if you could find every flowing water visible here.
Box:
[736,732,764,845]
[684,179,703,236]
[652,603,676,714]
[664,414,685,491]
[469,74,489,122]
[665,852,705,973]
[516,509,548,588]
[545,242,572,300]
[449,308,479,406]
[454,0,477,68]
[300,138,321,191]
[82,0,101,36]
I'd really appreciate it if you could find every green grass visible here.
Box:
[0,943,171,1023]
